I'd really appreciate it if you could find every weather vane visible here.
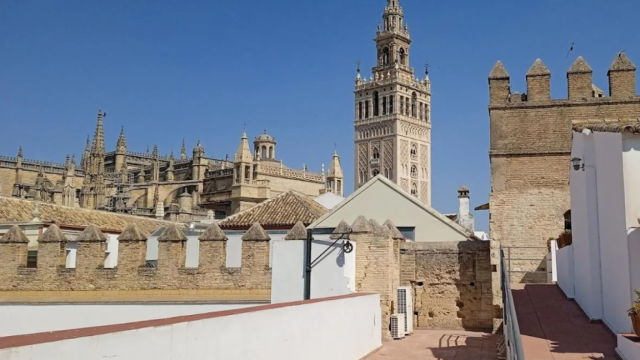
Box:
[356,60,361,73]
[424,61,430,76]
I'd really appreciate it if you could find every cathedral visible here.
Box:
[0,110,343,221]
[354,0,432,205]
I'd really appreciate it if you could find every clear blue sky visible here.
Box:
[1,0,638,232]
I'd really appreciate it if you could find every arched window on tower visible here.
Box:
[261,146,267,160]
[400,97,404,115]
[411,92,417,117]
[382,97,387,115]
[365,100,370,118]
[383,47,390,65]
[359,102,363,120]
[389,96,394,114]
[269,146,274,159]
[411,182,417,196]
[399,48,406,66]
[410,165,417,178]
[410,144,417,160]
[419,103,423,120]
[373,91,380,116]
[373,148,380,159]
[373,169,379,177]
[425,104,430,122]
[244,165,251,183]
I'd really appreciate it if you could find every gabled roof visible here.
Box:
[218,191,328,229]
[0,196,182,235]
[308,175,476,240]
[314,192,345,210]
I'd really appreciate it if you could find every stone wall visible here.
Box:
[399,241,497,331]
[0,223,271,293]
[489,54,640,282]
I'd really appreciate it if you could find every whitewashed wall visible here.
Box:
[570,132,603,320]
[564,130,637,335]
[597,132,632,334]
[0,303,259,337]
[0,294,382,360]
[104,234,119,268]
[555,244,574,298]
[271,234,356,304]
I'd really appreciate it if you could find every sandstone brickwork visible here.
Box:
[0,223,272,293]
[399,241,496,331]
[489,53,640,283]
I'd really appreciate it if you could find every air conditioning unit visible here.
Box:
[390,314,406,339]
[397,286,414,334]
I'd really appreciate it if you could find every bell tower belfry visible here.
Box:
[354,0,432,205]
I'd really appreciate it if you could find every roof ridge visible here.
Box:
[218,191,292,225]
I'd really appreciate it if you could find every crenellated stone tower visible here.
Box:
[488,53,640,283]
[354,0,432,205]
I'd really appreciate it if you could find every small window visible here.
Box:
[359,102,363,120]
[410,144,418,160]
[373,169,380,176]
[373,91,380,117]
[365,100,370,118]
[411,183,417,196]
[382,97,387,115]
[373,148,380,159]
[389,96,394,113]
[410,165,417,178]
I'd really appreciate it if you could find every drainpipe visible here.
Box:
[304,228,313,300]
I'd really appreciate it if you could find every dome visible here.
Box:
[254,130,275,143]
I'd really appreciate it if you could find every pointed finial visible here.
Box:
[146,145,149,154]
[356,60,361,74]
[170,150,174,160]
[71,154,76,164]
[17,146,23,158]
[424,61,429,76]
[32,202,41,222]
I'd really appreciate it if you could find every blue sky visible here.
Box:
[1,0,638,231]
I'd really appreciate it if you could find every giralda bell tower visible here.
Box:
[354,0,432,205]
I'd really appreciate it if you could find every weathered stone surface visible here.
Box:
[330,220,351,239]
[284,221,307,241]
[39,224,67,243]
[399,241,495,331]
[117,223,149,242]
[198,223,227,242]
[158,224,187,242]
[242,223,270,241]
[1,225,29,243]
[76,224,107,242]
[351,216,372,233]
[382,219,404,239]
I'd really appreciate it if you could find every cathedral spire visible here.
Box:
[152,144,158,159]
[234,130,253,163]
[328,150,344,179]
[81,135,90,170]
[116,126,127,153]
[181,138,187,160]
[91,110,106,156]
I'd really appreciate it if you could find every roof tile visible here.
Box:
[218,191,327,228]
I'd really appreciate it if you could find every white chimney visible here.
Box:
[457,186,474,232]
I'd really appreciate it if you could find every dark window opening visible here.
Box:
[27,250,38,268]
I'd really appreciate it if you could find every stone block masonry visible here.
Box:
[0,222,271,294]
[488,53,640,283]
[399,241,497,331]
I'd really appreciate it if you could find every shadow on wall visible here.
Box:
[511,284,617,359]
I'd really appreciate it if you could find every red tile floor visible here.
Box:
[512,284,618,359]
[365,329,498,360]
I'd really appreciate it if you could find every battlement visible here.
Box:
[258,164,324,183]
[355,68,430,93]
[0,222,275,292]
[488,53,638,107]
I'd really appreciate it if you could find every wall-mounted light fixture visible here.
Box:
[571,157,585,171]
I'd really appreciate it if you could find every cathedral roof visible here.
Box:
[218,190,328,229]
[0,196,183,235]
